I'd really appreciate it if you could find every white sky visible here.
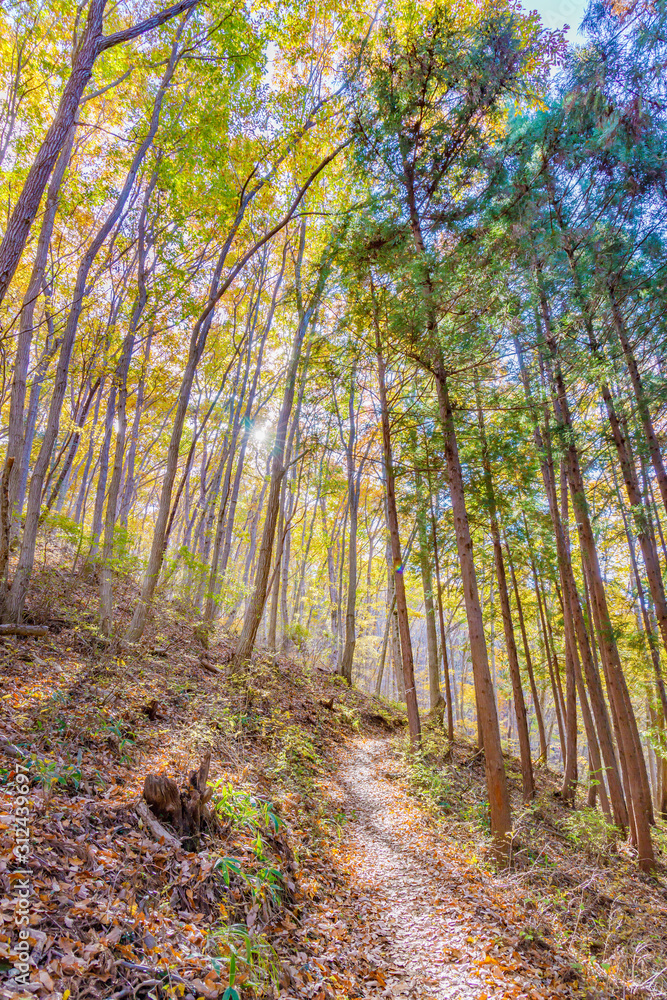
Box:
[525,0,589,37]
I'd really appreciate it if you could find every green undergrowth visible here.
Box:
[397,724,491,844]
[394,714,667,996]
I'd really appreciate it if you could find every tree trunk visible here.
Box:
[88,386,117,559]
[387,540,405,701]
[433,365,511,848]
[339,377,361,685]
[558,464,578,805]
[280,461,297,651]
[372,284,420,744]
[119,328,153,529]
[5,127,75,531]
[515,332,629,831]
[72,382,104,525]
[416,469,441,711]
[267,477,287,650]
[204,371,251,622]
[428,488,454,743]
[535,272,654,869]
[474,385,534,801]
[2,41,177,622]
[243,472,269,590]
[608,284,667,522]
[528,555,562,765]
[321,495,340,637]
[234,228,327,665]
[0,0,200,305]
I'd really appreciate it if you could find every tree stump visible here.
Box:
[142,753,213,848]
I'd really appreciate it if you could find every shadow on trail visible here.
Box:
[330,737,582,1000]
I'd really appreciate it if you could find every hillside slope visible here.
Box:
[1,570,666,1000]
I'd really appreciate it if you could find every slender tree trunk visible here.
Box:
[386,539,405,701]
[18,332,58,517]
[119,329,153,529]
[293,461,324,626]
[575,564,611,808]
[515,332,628,831]
[280,461,297,651]
[3,43,179,622]
[372,284,419,744]
[243,472,269,589]
[320,495,340,637]
[0,461,15,588]
[535,273,654,868]
[267,477,287,650]
[5,127,75,532]
[234,229,327,665]
[558,464,579,805]
[433,364,511,847]
[218,435,250,579]
[339,377,361,684]
[340,483,358,683]
[428,489,454,743]
[335,503,348,671]
[575,643,611,819]
[204,376,250,622]
[73,382,104,525]
[608,284,667,521]
[376,520,419,700]
[374,578,396,698]
[474,385,533,801]
[88,386,117,559]
[416,468,441,711]
[528,554,562,765]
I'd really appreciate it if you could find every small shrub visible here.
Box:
[28,750,84,794]
[207,922,278,998]
[403,743,456,815]
[211,782,281,838]
[274,726,322,772]
[104,718,135,762]
[337,704,360,730]
[287,621,310,651]
[562,807,618,857]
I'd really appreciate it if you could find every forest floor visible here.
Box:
[1,566,667,1000]
[332,736,584,999]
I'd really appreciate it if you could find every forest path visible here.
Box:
[331,736,569,1000]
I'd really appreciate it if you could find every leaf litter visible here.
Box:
[0,570,666,999]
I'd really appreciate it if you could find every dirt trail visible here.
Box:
[332,736,575,1000]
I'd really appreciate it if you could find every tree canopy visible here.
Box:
[2,0,667,873]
